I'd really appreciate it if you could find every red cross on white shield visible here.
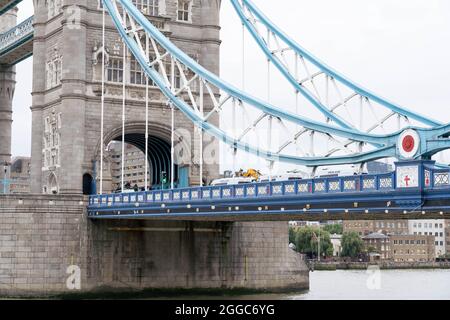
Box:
[404,175,410,187]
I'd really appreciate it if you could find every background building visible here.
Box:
[343,220,408,236]
[391,235,435,262]
[108,142,150,191]
[9,156,31,194]
[367,161,393,174]
[445,219,450,255]
[362,232,391,260]
[408,220,446,257]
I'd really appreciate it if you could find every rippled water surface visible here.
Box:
[150,269,450,300]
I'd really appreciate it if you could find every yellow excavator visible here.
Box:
[235,168,262,180]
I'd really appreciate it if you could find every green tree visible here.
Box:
[294,226,333,258]
[289,227,296,245]
[341,231,364,258]
[323,223,343,235]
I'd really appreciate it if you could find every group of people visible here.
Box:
[114,181,177,193]
[114,182,148,193]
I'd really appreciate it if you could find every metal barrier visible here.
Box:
[89,170,422,208]
[0,16,33,56]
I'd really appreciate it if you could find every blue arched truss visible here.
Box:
[102,0,450,167]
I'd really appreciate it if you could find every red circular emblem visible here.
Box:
[402,135,415,153]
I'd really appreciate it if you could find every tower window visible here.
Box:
[107,58,124,83]
[177,0,191,22]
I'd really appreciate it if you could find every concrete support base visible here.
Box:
[0,195,309,297]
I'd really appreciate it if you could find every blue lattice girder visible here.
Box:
[103,0,450,167]
[232,0,441,129]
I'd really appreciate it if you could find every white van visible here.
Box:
[210,177,255,186]
[258,172,308,183]
[316,165,367,178]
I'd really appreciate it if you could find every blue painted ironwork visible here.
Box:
[231,0,441,128]
[0,15,33,64]
[88,160,450,220]
[105,1,388,143]
[89,172,395,208]
[103,0,450,167]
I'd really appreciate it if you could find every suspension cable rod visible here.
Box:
[99,4,106,195]
[171,56,175,189]
[121,7,127,192]
[144,29,149,191]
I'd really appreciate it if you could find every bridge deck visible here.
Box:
[88,163,450,221]
[0,15,33,65]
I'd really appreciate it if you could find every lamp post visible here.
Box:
[161,171,167,190]
[318,222,321,262]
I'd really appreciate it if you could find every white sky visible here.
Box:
[11,0,450,174]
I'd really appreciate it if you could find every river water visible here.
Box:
[154,269,450,300]
[289,269,450,300]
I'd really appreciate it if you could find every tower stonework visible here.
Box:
[0,8,17,190]
[0,1,310,296]
[30,0,221,194]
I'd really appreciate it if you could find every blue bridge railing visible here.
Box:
[88,166,450,209]
[0,15,33,58]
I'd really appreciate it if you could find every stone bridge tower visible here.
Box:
[0,7,17,193]
[30,0,221,194]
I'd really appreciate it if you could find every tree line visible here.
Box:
[289,225,364,259]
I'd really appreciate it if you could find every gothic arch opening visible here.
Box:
[107,134,180,191]
[82,173,94,195]
[47,173,58,194]
[97,122,192,192]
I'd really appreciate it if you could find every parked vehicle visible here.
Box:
[258,172,308,183]
[210,177,255,186]
[316,165,367,178]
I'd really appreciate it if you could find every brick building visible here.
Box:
[446,220,450,256]
[343,220,408,236]
[362,232,391,260]
[409,219,446,257]
[391,235,435,262]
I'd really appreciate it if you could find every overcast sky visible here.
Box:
[11,0,450,173]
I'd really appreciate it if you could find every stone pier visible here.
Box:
[0,194,309,296]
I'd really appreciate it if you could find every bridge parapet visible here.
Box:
[0,15,33,65]
[87,160,450,221]
[0,193,85,212]
[89,172,398,207]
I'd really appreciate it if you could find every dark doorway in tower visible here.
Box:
[108,134,180,191]
[82,173,94,195]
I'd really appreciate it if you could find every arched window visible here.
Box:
[48,173,58,194]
